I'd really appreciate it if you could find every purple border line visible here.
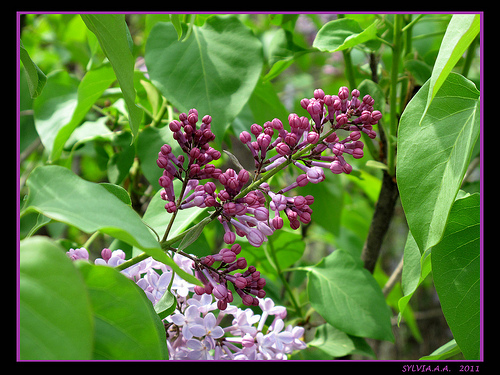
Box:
[16,11,484,363]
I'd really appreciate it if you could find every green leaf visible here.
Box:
[308,323,374,358]
[313,18,380,52]
[420,339,462,360]
[154,290,177,320]
[23,165,159,254]
[100,182,132,206]
[432,193,480,360]
[33,65,116,162]
[307,249,394,342]
[20,237,93,360]
[76,262,169,360]
[20,40,47,98]
[82,14,144,140]
[398,72,480,252]
[169,14,183,40]
[145,16,263,146]
[423,14,480,119]
[397,231,432,325]
[178,215,213,251]
[137,125,181,189]
[33,70,78,160]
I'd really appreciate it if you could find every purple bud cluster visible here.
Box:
[155,87,378,309]
[156,109,222,213]
[241,87,379,180]
[195,243,266,310]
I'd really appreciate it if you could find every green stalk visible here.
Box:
[387,14,403,176]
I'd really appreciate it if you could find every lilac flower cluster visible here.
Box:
[196,243,266,310]
[241,87,379,178]
[166,293,306,360]
[66,248,306,360]
[155,87,378,311]
[156,87,378,244]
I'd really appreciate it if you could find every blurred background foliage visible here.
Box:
[19,13,480,360]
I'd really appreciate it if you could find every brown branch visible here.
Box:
[360,170,399,273]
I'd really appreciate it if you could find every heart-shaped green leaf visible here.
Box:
[398,72,479,252]
[432,193,480,360]
[20,237,94,360]
[76,262,169,359]
[145,16,263,145]
[23,165,159,253]
[307,249,394,342]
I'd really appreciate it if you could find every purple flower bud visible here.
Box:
[299,211,311,224]
[296,174,309,187]
[300,98,310,110]
[257,133,271,151]
[223,202,237,216]
[271,118,283,130]
[314,88,325,100]
[158,175,171,188]
[293,195,306,209]
[350,130,361,141]
[100,248,112,262]
[351,89,360,97]
[212,283,227,300]
[250,123,263,136]
[330,160,343,174]
[219,248,236,263]
[239,131,252,144]
[246,228,266,247]
[306,166,325,184]
[288,113,301,130]
[285,132,298,147]
[332,143,345,156]
[342,163,353,174]
[165,201,177,213]
[160,144,172,155]
[187,112,198,125]
[338,86,349,100]
[242,334,255,348]
[241,293,255,306]
[226,274,248,289]
[276,142,290,156]
[189,147,200,160]
[271,216,284,230]
[307,132,320,144]
[169,120,182,132]
[201,255,215,266]
[238,169,250,184]
[156,155,169,169]
[363,94,375,106]
[290,219,301,230]
[336,113,348,126]
[202,114,212,124]
[224,231,236,245]
[256,206,270,221]
[218,190,231,201]
[371,110,382,122]
[352,148,364,159]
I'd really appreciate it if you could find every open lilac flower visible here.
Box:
[66,247,306,360]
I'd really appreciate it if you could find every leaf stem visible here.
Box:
[267,238,303,316]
